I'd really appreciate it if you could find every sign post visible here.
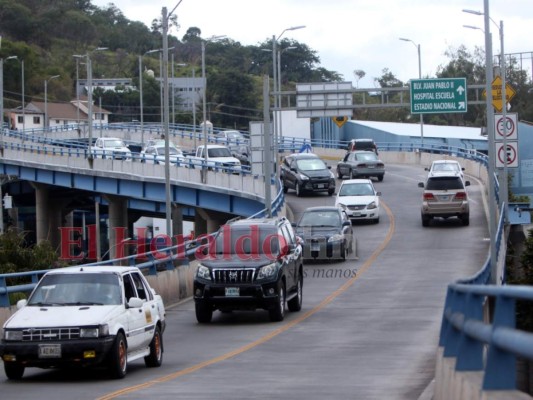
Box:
[409,78,467,114]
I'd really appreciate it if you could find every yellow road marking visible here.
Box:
[98,201,395,400]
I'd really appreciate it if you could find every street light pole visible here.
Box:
[463,3,501,283]
[44,75,60,130]
[161,1,183,239]
[139,49,160,145]
[399,37,424,147]
[277,46,296,156]
[272,26,305,173]
[201,35,226,184]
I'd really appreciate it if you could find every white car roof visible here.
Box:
[43,265,141,275]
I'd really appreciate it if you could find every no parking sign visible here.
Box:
[496,141,518,168]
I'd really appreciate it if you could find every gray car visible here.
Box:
[418,173,470,226]
[336,150,385,181]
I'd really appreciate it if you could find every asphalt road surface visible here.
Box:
[0,163,489,399]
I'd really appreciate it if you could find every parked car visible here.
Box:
[418,172,470,226]
[193,216,304,323]
[336,150,385,181]
[293,206,354,261]
[425,159,465,179]
[140,143,187,165]
[335,179,381,223]
[0,266,166,380]
[346,138,378,154]
[90,137,132,160]
[281,153,336,196]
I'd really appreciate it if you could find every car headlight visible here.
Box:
[367,201,378,210]
[196,265,212,280]
[257,262,278,280]
[328,234,344,243]
[3,330,23,341]
[299,174,309,180]
[81,324,109,338]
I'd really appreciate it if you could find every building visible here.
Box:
[7,100,110,130]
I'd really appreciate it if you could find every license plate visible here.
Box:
[311,243,321,251]
[440,195,450,201]
[38,344,61,358]
[367,165,375,169]
[225,287,240,297]
[317,184,325,189]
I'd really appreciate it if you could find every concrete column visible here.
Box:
[32,183,65,249]
[172,205,183,240]
[194,207,229,237]
[105,194,128,260]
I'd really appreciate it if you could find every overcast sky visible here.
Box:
[92,0,533,87]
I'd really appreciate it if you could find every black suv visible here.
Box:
[193,216,304,323]
[281,153,336,196]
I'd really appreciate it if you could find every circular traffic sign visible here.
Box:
[497,143,516,165]
[496,116,515,138]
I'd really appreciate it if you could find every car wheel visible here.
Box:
[461,214,470,226]
[350,169,357,179]
[4,363,24,380]
[195,302,213,323]
[288,275,303,312]
[337,169,343,179]
[378,175,384,182]
[422,215,430,227]
[269,282,286,322]
[283,182,288,193]
[328,188,335,196]
[373,217,380,224]
[144,325,163,368]
[295,183,303,197]
[109,332,128,379]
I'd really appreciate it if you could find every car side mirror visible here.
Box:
[327,165,331,169]
[418,182,425,188]
[128,297,143,308]
[464,181,471,187]
[16,299,28,309]
[424,167,430,171]
[342,221,351,227]
[376,191,382,196]
[290,167,297,172]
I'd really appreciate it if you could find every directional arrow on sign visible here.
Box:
[457,86,465,95]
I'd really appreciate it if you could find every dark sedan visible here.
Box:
[293,206,354,261]
[336,150,385,181]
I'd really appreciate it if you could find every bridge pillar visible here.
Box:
[194,207,233,237]
[172,204,184,239]
[105,194,128,260]
[32,183,67,250]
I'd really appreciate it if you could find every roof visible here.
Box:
[45,265,140,274]
[349,120,485,141]
[25,101,110,120]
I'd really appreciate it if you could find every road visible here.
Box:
[0,163,489,399]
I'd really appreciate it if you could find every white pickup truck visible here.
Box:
[188,144,243,173]
[0,266,166,380]
[90,137,132,160]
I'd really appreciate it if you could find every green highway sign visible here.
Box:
[410,78,467,114]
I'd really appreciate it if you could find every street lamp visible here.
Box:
[74,47,107,160]
[5,56,24,131]
[171,54,187,126]
[399,37,424,147]
[201,35,227,183]
[139,49,160,145]
[44,75,60,130]
[161,2,184,240]
[463,8,509,220]
[463,2,498,283]
[277,46,296,154]
[272,26,305,172]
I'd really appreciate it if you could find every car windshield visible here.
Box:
[28,273,122,306]
[210,226,281,256]
[225,131,245,140]
[208,147,232,157]
[103,139,126,148]
[339,183,374,196]
[156,147,182,156]
[298,211,340,227]
[296,158,327,171]
[432,163,460,172]
[426,177,464,190]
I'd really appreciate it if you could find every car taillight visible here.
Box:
[423,193,436,201]
[359,163,367,167]
[454,192,467,200]
[377,163,384,168]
